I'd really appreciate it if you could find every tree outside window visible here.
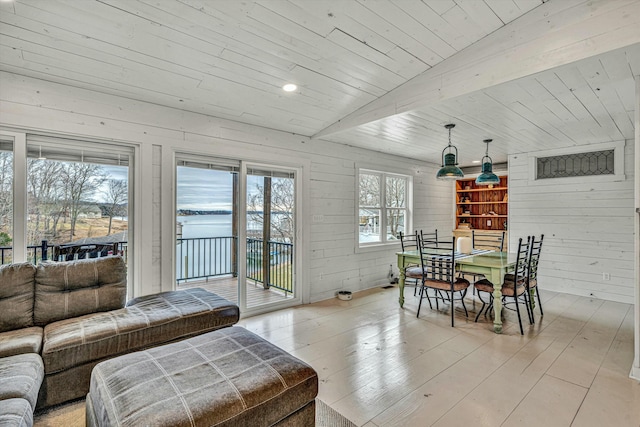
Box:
[358,170,409,246]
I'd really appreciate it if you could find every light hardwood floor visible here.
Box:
[237,286,640,427]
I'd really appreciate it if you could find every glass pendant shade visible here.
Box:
[475,139,500,185]
[436,124,464,181]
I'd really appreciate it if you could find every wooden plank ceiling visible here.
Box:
[0,0,639,165]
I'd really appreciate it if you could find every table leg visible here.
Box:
[397,254,405,307]
[492,283,503,334]
[529,288,536,309]
[490,267,504,334]
[399,274,405,307]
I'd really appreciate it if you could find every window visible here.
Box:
[26,136,131,262]
[528,141,625,184]
[536,149,614,179]
[1,132,133,267]
[358,169,410,246]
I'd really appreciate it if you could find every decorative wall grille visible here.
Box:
[536,149,614,179]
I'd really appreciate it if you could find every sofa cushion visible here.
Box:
[0,398,34,427]
[0,327,43,358]
[0,262,36,332]
[0,353,44,410]
[42,288,239,374]
[87,327,318,427]
[34,256,127,326]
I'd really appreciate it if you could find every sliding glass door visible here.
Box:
[175,157,298,312]
[245,166,296,309]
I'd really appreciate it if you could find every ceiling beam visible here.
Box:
[313,0,640,139]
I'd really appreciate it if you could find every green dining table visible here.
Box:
[396,250,517,334]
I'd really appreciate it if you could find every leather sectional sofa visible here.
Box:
[0,256,239,425]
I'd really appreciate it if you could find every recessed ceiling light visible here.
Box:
[282,83,297,92]
[472,160,481,164]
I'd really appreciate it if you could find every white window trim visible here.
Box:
[356,166,413,251]
[0,128,139,296]
[0,130,27,262]
[527,140,626,185]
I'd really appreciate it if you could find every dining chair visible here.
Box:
[462,230,506,286]
[420,229,438,247]
[473,236,532,335]
[399,231,421,295]
[410,236,470,327]
[472,230,505,251]
[524,234,544,322]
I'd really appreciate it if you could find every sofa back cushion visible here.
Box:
[34,256,127,326]
[0,263,36,332]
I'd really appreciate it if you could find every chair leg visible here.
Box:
[514,296,524,335]
[450,301,454,327]
[535,287,544,316]
[417,285,425,318]
[525,294,534,324]
[426,288,434,309]
[474,291,487,322]
[522,290,534,325]
[460,290,469,317]
[474,301,486,322]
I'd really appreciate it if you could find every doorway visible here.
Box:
[175,156,298,312]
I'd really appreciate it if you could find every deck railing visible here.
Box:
[176,236,236,281]
[246,238,293,295]
[0,240,55,265]
[3,237,292,294]
[0,240,127,265]
[176,236,293,294]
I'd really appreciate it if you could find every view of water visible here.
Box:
[178,214,233,239]
[176,214,292,281]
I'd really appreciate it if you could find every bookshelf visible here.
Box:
[455,176,508,231]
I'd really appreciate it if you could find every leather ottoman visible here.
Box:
[86,326,318,426]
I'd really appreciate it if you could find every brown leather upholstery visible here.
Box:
[87,327,318,427]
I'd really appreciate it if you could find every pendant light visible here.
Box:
[436,123,464,180]
[475,138,500,185]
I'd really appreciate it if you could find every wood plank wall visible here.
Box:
[508,144,636,304]
[0,71,453,303]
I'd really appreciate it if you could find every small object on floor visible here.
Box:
[337,290,352,300]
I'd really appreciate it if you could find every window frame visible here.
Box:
[357,167,412,249]
[0,129,137,296]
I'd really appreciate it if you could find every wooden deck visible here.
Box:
[176,275,293,307]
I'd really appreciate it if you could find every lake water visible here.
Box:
[178,214,233,239]
[176,214,269,280]
[176,215,233,280]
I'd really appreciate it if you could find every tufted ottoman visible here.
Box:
[86,326,318,427]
